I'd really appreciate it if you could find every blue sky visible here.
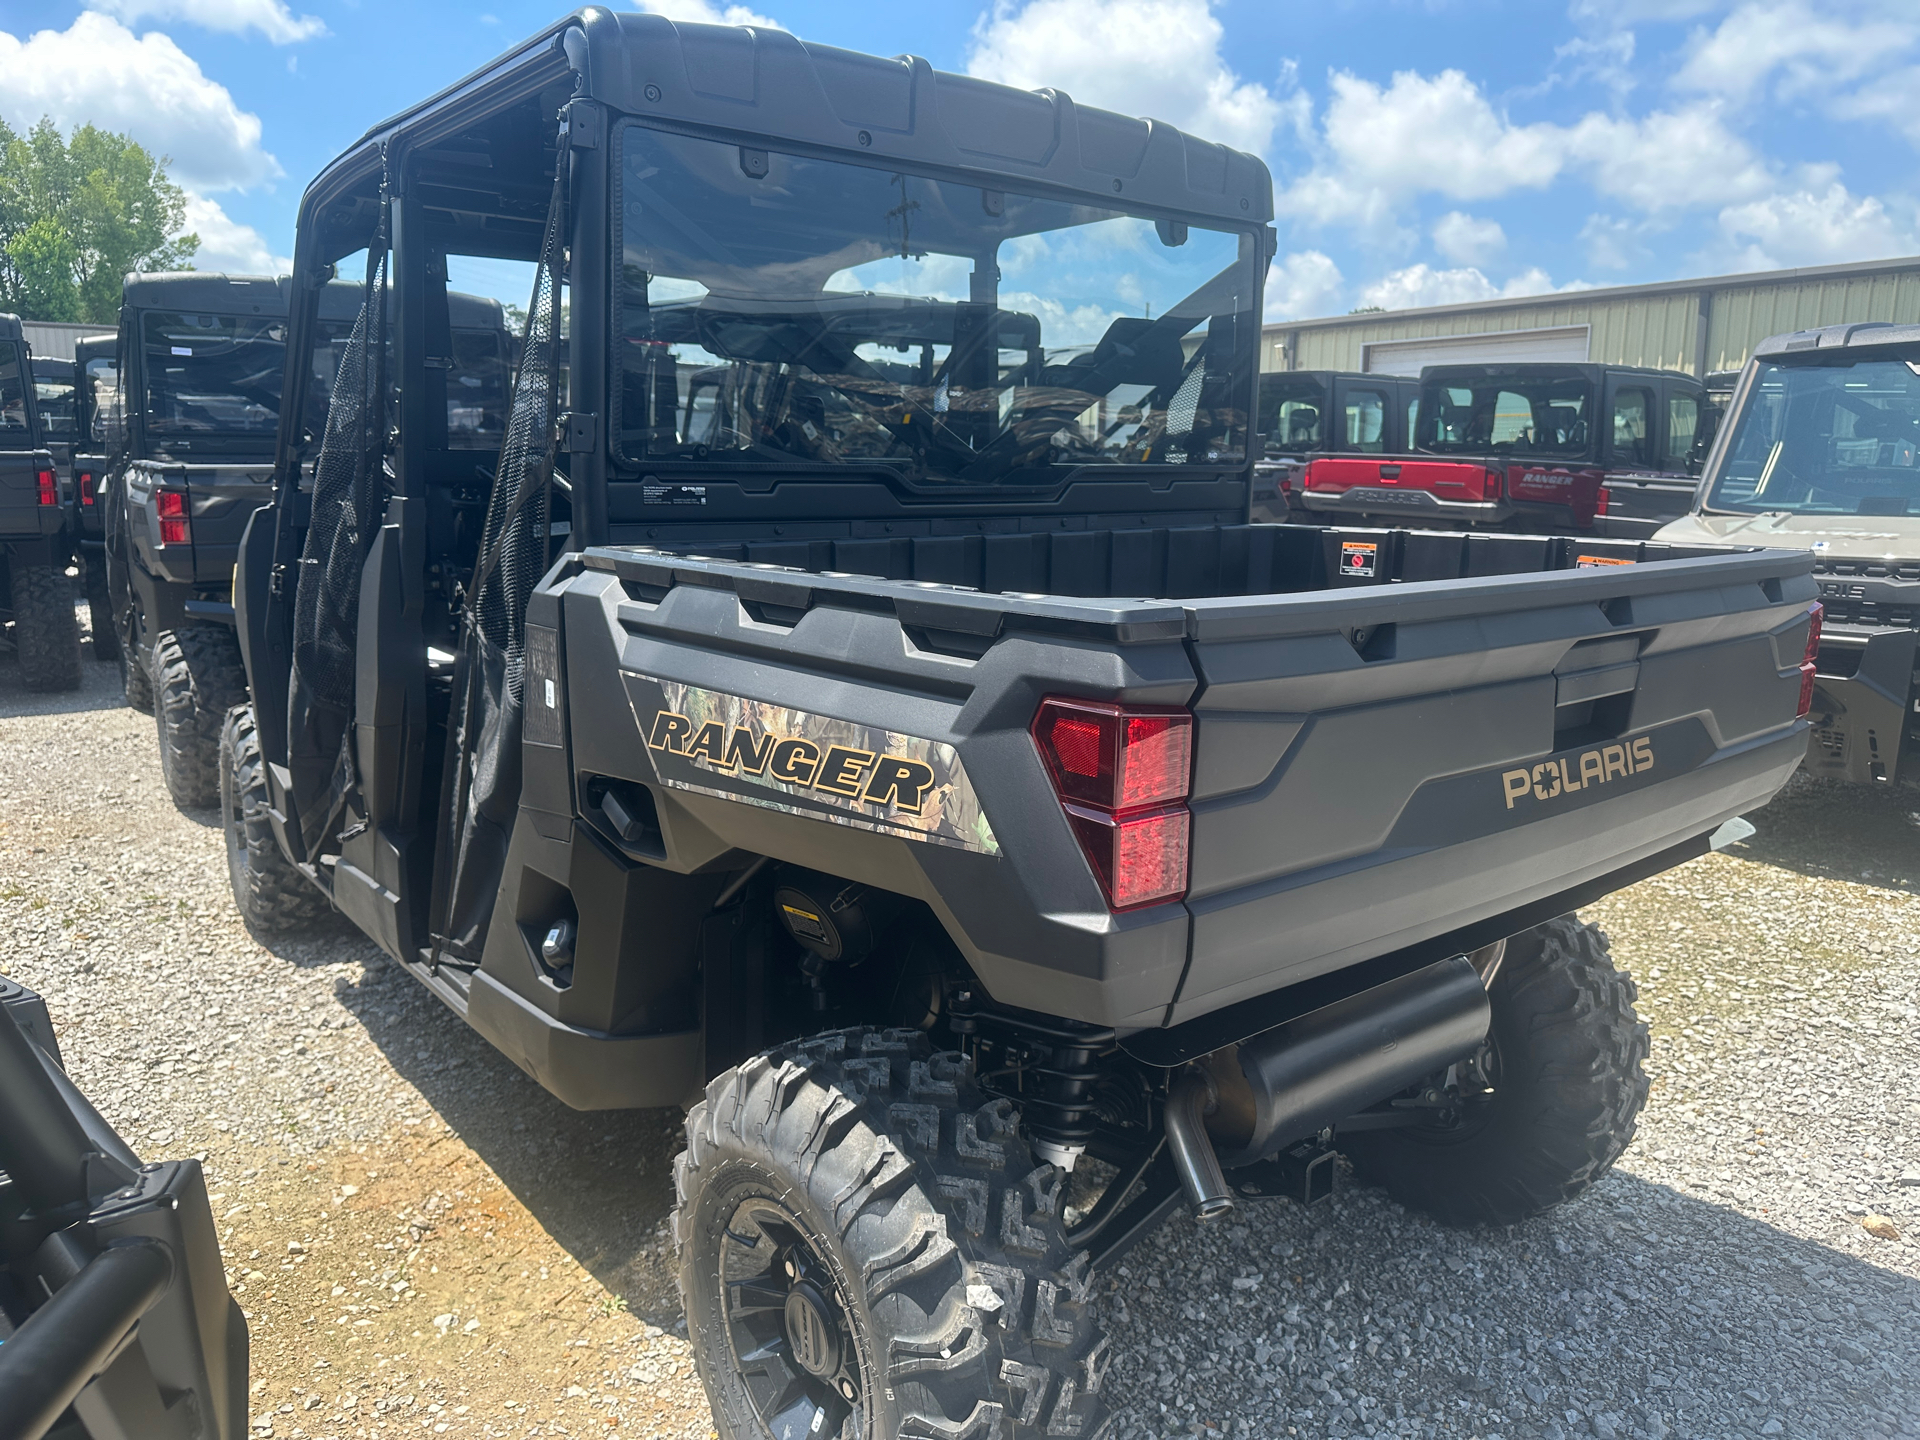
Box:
[0,0,1914,321]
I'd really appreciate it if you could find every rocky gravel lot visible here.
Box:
[3,627,1918,1440]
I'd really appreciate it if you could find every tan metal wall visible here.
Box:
[1277,292,1701,373]
[1268,260,1920,377]
[1704,272,1920,373]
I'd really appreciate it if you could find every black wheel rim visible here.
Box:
[720,1196,866,1440]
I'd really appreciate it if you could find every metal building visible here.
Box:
[21,319,116,361]
[1264,253,1920,377]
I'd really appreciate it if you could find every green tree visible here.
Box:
[0,117,199,323]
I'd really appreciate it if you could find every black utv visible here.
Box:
[0,315,82,691]
[101,272,512,807]
[223,12,1817,1437]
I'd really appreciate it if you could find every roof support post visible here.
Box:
[566,97,609,551]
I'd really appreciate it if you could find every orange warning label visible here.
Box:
[1340,541,1378,578]
[1576,555,1633,568]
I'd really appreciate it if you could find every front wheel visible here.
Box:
[221,704,335,936]
[1341,915,1650,1226]
[676,1027,1110,1440]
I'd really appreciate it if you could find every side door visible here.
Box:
[1598,374,1693,539]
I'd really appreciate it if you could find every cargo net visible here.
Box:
[470,169,565,678]
[431,167,566,968]
[285,231,389,856]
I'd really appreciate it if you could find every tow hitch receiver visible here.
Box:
[1228,1140,1339,1206]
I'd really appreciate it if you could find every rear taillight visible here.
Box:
[36,469,56,506]
[1033,697,1192,910]
[156,489,189,545]
[1486,467,1505,499]
[1797,602,1823,718]
[1592,484,1610,516]
[79,472,95,506]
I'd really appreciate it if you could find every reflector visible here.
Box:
[1797,602,1823,719]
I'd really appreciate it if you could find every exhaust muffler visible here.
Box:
[1201,955,1491,1169]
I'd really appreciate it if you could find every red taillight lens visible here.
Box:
[1034,698,1192,810]
[1063,804,1191,911]
[157,489,189,545]
[1034,697,1193,910]
[1797,602,1823,718]
[1592,484,1610,516]
[79,472,95,506]
[1486,467,1505,499]
[36,469,56,506]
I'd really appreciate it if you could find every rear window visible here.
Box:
[1416,375,1593,460]
[0,350,29,436]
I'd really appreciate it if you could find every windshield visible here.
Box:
[1257,375,1326,453]
[1415,374,1593,460]
[1705,358,1920,515]
[615,126,1257,485]
[82,357,118,446]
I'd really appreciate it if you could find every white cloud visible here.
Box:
[1711,182,1917,270]
[1562,104,1772,213]
[1357,263,1580,312]
[1673,2,1914,103]
[632,0,784,28]
[1431,211,1506,267]
[180,193,291,275]
[89,0,325,44]
[1579,213,1664,271]
[967,0,1282,155]
[1264,250,1343,320]
[0,13,279,193]
[1832,66,1920,147]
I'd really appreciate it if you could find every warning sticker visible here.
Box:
[1575,554,1633,568]
[641,483,707,506]
[1340,541,1378,578]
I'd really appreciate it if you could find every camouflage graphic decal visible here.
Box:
[623,675,999,855]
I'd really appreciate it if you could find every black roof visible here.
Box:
[75,333,117,364]
[1755,321,1920,359]
[0,313,22,342]
[1260,370,1413,386]
[30,356,74,380]
[120,272,506,328]
[307,7,1272,235]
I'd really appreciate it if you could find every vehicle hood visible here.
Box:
[1656,509,1920,562]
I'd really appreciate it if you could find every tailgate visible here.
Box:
[128,461,274,585]
[0,450,60,537]
[1171,547,1816,1023]
[1305,454,1499,502]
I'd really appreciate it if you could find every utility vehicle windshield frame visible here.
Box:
[1415,373,1594,461]
[613,123,1260,487]
[1703,355,1920,517]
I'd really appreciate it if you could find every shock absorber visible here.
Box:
[949,993,1114,1173]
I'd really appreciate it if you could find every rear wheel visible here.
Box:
[221,704,334,936]
[676,1027,1110,1440]
[117,602,153,713]
[8,562,82,692]
[1340,916,1649,1226]
[155,626,248,809]
[83,557,118,662]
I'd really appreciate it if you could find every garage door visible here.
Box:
[1362,325,1591,376]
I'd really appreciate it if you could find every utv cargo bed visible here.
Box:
[533,520,1815,1041]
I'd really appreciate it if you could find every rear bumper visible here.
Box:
[1301,487,1515,523]
[1806,625,1919,785]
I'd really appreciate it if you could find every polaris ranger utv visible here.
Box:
[1302,362,1709,539]
[1658,322,1920,786]
[0,314,82,692]
[102,273,512,807]
[225,12,1818,1437]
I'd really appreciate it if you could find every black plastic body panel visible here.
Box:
[1805,624,1920,785]
[539,525,1814,1036]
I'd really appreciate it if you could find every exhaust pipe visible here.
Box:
[1164,1070,1234,1220]
[1203,956,1491,1167]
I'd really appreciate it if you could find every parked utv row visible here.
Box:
[1264,361,1719,539]
[51,9,1818,1438]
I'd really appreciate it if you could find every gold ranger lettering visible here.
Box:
[649,709,937,813]
[1501,735,1656,810]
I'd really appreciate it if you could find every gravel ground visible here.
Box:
[4,621,1918,1440]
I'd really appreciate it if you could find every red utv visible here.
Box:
[1251,370,1419,522]
[1298,362,1709,537]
